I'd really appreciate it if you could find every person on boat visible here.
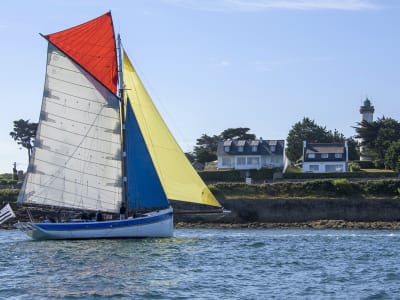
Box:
[95,210,104,221]
[119,203,126,220]
[81,211,89,221]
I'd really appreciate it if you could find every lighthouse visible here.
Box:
[359,98,375,161]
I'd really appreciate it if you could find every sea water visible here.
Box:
[1,229,399,299]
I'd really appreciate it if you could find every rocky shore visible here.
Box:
[3,220,400,230]
[175,220,400,230]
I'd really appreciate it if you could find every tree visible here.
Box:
[192,128,257,164]
[192,134,220,164]
[286,117,333,163]
[355,117,400,166]
[10,119,38,163]
[346,137,360,161]
[384,140,400,171]
[220,127,256,140]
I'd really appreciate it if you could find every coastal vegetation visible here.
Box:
[192,127,256,163]
[209,179,400,199]
[286,117,358,163]
[9,119,38,162]
[355,117,400,169]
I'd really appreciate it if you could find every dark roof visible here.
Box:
[217,139,284,156]
[303,143,347,162]
[305,144,344,154]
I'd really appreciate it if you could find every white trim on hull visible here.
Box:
[16,208,173,240]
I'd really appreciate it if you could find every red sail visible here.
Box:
[45,12,118,94]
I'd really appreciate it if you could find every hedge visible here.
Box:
[283,172,399,180]
[199,170,242,182]
[0,189,19,203]
[212,179,400,198]
[199,168,278,183]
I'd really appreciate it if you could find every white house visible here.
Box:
[302,141,348,173]
[217,138,285,170]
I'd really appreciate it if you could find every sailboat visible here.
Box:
[16,12,222,240]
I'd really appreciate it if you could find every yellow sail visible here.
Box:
[123,53,221,207]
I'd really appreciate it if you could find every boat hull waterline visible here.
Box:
[16,208,173,240]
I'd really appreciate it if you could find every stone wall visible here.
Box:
[175,198,400,223]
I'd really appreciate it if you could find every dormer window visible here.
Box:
[335,153,342,158]
[238,146,244,152]
[321,153,329,158]
[270,145,276,152]
[308,153,315,158]
[223,140,232,152]
[252,146,257,152]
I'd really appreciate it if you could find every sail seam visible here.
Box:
[26,172,120,193]
[45,98,119,121]
[34,158,120,181]
[35,147,120,169]
[25,181,119,205]
[45,88,117,107]
[40,122,120,145]
[39,134,120,156]
[25,194,118,212]
[47,73,105,91]
[44,111,119,132]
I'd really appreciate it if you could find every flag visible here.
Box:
[0,203,16,225]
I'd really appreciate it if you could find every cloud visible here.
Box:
[209,60,232,67]
[250,56,333,72]
[164,0,380,12]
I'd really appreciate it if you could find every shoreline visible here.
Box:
[175,220,400,230]
[2,220,400,230]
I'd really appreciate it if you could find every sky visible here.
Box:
[1,0,399,173]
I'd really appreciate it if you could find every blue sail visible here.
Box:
[125,99,169,209]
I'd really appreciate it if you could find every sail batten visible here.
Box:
[18,43,122,213]
[44,12,118,94]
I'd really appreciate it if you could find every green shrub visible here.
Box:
[249,168,276,180]
[333,179,354,195]
[0,179,17,185]
[348,162,361,172]
[199,170,242,183]
[208,184,221,195]
[213,179,400,198]
[283,171,398,180]
[0,189,19,202]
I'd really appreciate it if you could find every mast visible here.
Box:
[117,33,128,211]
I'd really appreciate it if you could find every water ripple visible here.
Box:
[1,229,400,299]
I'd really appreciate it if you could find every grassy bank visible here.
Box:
[209,179,400,199]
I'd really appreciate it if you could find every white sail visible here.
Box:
[18,44,123,213]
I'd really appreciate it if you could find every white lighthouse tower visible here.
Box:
[359,98,374,161]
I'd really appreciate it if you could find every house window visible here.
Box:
[309,165,319,172]
[224,146,230,152]
[237,157,246,165]
[252,146,257,152]
[222,157,232,167]
[271,156,280,163]
[321,153,329,158]
[325,164,343,172]
[335,153,343,158]
[238,146,244,152]
[308,153,315,159]
[270,145,276,152]
[247,157,260,166]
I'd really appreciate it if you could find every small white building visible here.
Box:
[302,141,348,173]
[217,138,285,170]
